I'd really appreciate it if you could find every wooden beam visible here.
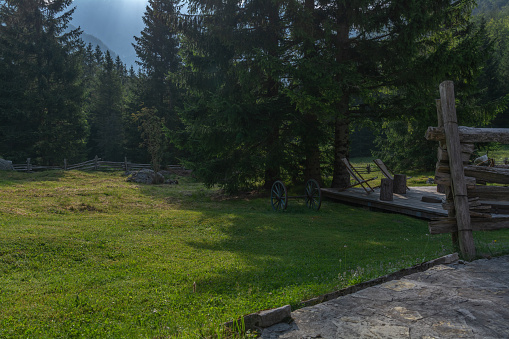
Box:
[464,166,509,185]
[437,146,473,163]
[436,99,458,246]
[429,217,509,234]
[434,172,476,186]
[442,199,483,210]
[467,185,509,201]
[439,81,476,259]
[426,126,509,143]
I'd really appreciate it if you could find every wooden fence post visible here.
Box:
[393,174,407,194]
[440,81,476,259]
[436,100,446,194]
[436,99,458,247]
[380,178,393,201]
[124,157,128,171]
[27,158,31,172]
[94,155,99,171]
[64,159,68,171]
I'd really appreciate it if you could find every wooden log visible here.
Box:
[68,159,97,168]
[469,211,492,218]
[463,165,509,185]
[393,174,406,194]
[467,186,509,201]
[436,99,459,246]
[429,217,509,234]
[425,126,509,143]
[469,205,492,211]
[487,203,509,214]
[421,196,442,203]
[434,172,476,187]
[442,199,483,210]
[379,178,393,201]
[439,81,476,259]
[436,99,447,197]
[437,147,472,163]
[435,162,450,173]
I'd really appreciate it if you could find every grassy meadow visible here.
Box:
[1,167,508,338]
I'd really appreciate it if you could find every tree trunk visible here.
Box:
[303,113,322,184]
[331,114,350,188]
[263,3,281,190]
[331,14,351,189]
[301,0,321,185]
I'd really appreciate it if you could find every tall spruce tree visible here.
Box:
[285,0,481,188]
[373,20,499,171]
[474,0,509,128]
[0,0,87,164]
[166,0,492,191]
[172,0,294,192]
[132,0,181,165]
[88,50,124,160]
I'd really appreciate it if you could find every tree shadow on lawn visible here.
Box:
[182,205,437,310]
[132,180,447,312]
[0,170,65,186]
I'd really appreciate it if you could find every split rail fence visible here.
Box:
[425,80,509,259]
[13,156,152,172]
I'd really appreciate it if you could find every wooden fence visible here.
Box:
[425,81,509,259]
[13,156,152,172]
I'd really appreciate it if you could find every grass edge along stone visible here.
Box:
[223,253,459,334]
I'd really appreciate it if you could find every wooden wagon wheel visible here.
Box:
[271,180,288,211]
[305,179,321,211]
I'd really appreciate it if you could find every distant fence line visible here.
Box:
[12,156,160,172]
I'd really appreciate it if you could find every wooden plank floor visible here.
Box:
[321,186,448,220]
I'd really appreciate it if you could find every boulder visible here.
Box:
[0,159,14,171]
[126,169,164,184]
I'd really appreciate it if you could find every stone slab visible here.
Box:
[261,255,509,339]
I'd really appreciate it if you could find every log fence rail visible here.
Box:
[11,156,184,173]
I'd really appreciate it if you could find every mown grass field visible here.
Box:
[1,167,508,338]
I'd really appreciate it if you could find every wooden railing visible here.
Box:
[425,81,509,259]
[12,156,153,172]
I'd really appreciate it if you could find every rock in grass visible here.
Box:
[126,169,164,184]
[0,159,14,171]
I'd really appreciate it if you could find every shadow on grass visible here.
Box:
[0,170,65,185]
[180,203,450,309]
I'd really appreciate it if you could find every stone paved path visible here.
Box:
[261,255,509,339]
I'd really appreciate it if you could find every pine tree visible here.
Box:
[285,0,481,187]
[0,0,87,164]
[88,51,125,161]
[172,0,295,192]
[132,0,182,165]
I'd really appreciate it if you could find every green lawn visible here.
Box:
[0,170,508,338]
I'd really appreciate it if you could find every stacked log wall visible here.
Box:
[425,81,509,259]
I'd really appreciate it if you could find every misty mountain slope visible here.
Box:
[68,24,118,58]
[70,0,148,68]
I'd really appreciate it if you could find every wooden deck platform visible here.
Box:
[321,186,448,220]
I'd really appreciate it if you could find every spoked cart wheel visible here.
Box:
[271,180,288,211]
[305,179,322,211]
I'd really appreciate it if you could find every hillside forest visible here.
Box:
[0,0,508,192]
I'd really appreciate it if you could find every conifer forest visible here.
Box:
[1,0,508,193]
